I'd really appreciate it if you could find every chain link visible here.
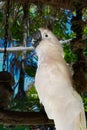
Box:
[2,0,10,71]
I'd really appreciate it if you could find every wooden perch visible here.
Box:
[0,38,86,53]
[0,46,34,52]
[0,109,54,125]
[0,39,72,53]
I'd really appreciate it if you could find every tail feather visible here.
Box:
[54,111,86,130]
[79,112,86,130]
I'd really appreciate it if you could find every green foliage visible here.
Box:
[0,125,7,130]
[82,94,87,112]
[9,6,24,42]
[11,86,41,112]
[0,125,30,130]
[63,43,77,63]
[10,20,24,42]
[29,4,69,38]
[84,25,87,32]
[29,4,44,34]
[12,126,30,130]
[0,10,3,21]
[53,11,67,39]
[0,10,4,37]
[25,65,36,77]
[83,39,87,56]
[27,85,42,111]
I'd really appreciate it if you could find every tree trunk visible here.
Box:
[71,1,87,93]
[16,3,29,98]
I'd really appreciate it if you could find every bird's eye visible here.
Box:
[44,33,48,38]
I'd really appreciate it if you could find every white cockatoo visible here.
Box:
[31,28,86,130]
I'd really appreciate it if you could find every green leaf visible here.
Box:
[25,66,36,77]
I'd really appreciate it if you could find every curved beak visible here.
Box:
[31,30,42,47]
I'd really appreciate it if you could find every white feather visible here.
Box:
[34,28,86,130]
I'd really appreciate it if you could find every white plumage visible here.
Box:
[32,28,86,130]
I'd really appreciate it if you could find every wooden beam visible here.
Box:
[0,109,54,125]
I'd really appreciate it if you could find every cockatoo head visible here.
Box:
[31,28,63,57]
[31,28,59,48]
